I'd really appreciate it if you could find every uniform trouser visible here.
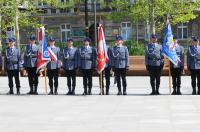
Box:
[148,66,161,91]
[65,69,76,92]
[115,68,127,92]
[99,67,111,93]
[171,68,182,90]
[190,69,200,91]
[7,70,20,91]
[47,69,59,91]
[81,69,93,92]
[27,67,38,92]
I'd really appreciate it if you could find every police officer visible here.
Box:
[46,36,61,95]
[78,37,96,95]
[5,37,22,95]
[24,35,39,95]
[187,37,200,95]
[145,34,164,95]
[99,43,112,95]
[170,37,184,95]
[63,38,78,95]
[111,36,129,95]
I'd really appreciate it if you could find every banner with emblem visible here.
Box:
[162,20,179,66]
[36,27,57,72]
[97,24,108,74]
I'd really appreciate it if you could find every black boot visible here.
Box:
[82,87,87,95]
[7,88,14,95]
[106,86,110,95]
[123,87,127,95]
[155,87,160,95]
[117,87,122,95]
[176,87,181,95]
[17,88,20,95]
[54,87,58,95]
[67,87,71,95]
[150,87,156,95]
[192,87,196,95]
[71,87,75,95]
[171,87,177,95]
[48,87,53,95]
[88,88,92,95]
[34,86,38,95]
[27,87,34,95]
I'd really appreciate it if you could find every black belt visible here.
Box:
[114,59,126,60]
[191,59,200,62]
[66,59,75,61]
[81,59,92,60]
[148,57,161,61]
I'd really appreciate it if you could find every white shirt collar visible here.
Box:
[50,45,55,48]
[85,45,90,49]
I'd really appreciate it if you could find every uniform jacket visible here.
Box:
[46,46,61,70]
[78,46,96,70]
[62,47,78,70]
[187,45,200,70]
[111,45,129,69]
[170,44,185,69]
[145,43,164,66]
[5,46,22,70]
[23,44,38,68]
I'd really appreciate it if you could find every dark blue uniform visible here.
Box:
[111,36,129,95]
[170,44,184,95]
[46,37,61,95]
[78,38,96,95]
[63,44,78,95]
[5,37,22,95]
[24,36,39,95]
[145,42,164,95]
[187,43,200,95]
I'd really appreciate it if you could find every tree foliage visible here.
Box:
[109,0,200,33]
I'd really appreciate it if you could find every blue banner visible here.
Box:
[162,23,179,66]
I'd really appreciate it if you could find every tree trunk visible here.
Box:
[15,0,20,51]
[148,0,155,35]
[85,0,89,37]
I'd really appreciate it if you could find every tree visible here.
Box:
[109,0,200,38]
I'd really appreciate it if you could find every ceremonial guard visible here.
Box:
[24,35,39,95]
[187,37,200,95]
[145,34,164,95]
[170,37,184,95]
[111,36,129,95]
[5,37,22,95]
[46,37,61,95]
[99,43,112,95]
[103,43,112,95]
[63,38,78,95]
[78,37,96,95]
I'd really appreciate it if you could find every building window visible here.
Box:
[177,23,188,39]
[61,24,71,42]
[121,22,132,40]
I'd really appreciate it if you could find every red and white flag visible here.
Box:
[97,24,109,74]
[36,27,57,72]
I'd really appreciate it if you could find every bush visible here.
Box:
[123,40,145,56]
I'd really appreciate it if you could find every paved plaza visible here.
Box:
[0,76,200,132]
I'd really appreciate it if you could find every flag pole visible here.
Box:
[44,66,48,94]
[100,72,103,95]
[168,60,172,94]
